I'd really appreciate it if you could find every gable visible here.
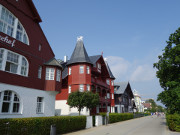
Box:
[96,56,110,78]
[4,0,41,22]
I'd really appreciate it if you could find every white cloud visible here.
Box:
[106,56,156,82]
[106,56,130,81]
[130,65,156,82]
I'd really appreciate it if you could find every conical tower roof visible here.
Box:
[67,36,92,65]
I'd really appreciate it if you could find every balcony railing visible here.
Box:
[92,78,109,88]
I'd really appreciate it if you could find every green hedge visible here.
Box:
[0,116,86,135]
[166,114,180,132]
[133,112,150,118]
[109,113,133,123]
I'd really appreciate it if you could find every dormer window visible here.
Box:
[0,5,29,45]
[97,63,101,72]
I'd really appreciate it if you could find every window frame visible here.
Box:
[0,5,29,45]
[38,66,42,79]
[0,90,21,114]
[79,84,84,92]
[69,67,71,75]
[45,67,55,80]
[0,48,29,76]
[68,85,71,93]
[86,66,90,74]
[106,79,110,85]
[79,65,84,74]
[87,84,90,91]
[97,63,101,72]
[36,97,44,114]
[56,69,61,82]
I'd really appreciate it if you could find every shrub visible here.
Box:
[109,113,133,123]
[0,116,86,135]
[166,114,180,132]
[134,112,145,118]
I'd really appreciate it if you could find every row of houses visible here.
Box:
[0,0,145,119]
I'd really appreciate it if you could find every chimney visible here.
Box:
[64,56,68,62]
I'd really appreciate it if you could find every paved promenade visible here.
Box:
[63,116,180,135]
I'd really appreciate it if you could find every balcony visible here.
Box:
[99,97,111,103]
[91,78,109,88]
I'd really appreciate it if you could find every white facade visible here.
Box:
[55,100,89,116]
[0,83,57,118]
[133,89,144,112]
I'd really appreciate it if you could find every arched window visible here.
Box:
[0,48,29,76]
[0,4,29,45]
[0,90,20,113]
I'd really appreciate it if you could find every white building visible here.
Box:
[133,89,144,112]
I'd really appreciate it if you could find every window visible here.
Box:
[107,93,110,99]
[106,79,110,85]
[79,84,84,92]
[38,66,42,79]
[36,97,43,113]
[0,5,29,44]
[0,48,29,76]
[46,68,54,80]
[0,49,4,69]
[111,81,114,86]
[97,63,101,72]
[86,66,90,74]
[112,94,114,99]
[38,44,42,51]
[68,85,71,93]
[0,90,20,113]
[69,67,71,75]
[87,85,90,91]
[79,66,84,74]
[56,69,61,82]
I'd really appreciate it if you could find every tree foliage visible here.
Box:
[67,91,99,115]
[83,91,99,112]
[153,27,180,114]
[67,91,86,116]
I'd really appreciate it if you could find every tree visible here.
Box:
[83,91,99,114]
[153,27,180,114]
[145,99,157,112]
[67,91,86,116]
[67,91,99,115]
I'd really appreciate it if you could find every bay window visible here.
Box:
[46,68,54,80]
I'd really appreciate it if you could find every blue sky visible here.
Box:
[33,0,180,104]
